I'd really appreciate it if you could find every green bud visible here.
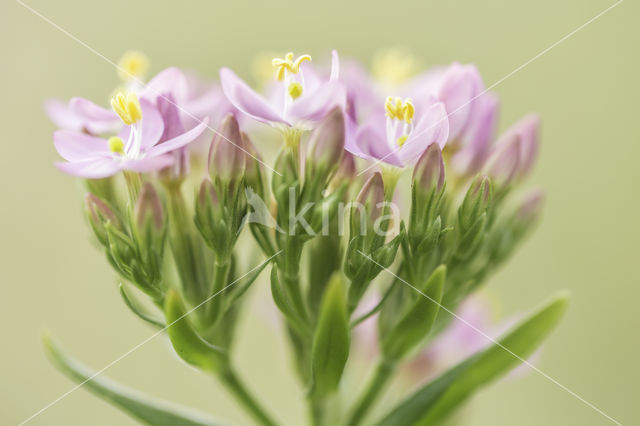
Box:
[85,193,121,245]
[351,172,385,238]
[413,143,445,194]
[134,183,164,234]
[310,273,350,397]
[459,174,492,233]
[241,131,265,199]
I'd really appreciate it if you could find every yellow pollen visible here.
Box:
[385,96,414,124]
[288,82,303,99]
[111,92,142,125]
[117,51,149,81]
[108,136,125,154]
[397,135,408,147]
[272,52,312,81]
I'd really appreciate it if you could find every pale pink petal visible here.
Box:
[69,97,120,134]
[122,155,175,173]
[353,122,403,167]
[44,99,82,131]
[398,101,449,165]
[287,80,346,124]
[147,119,209,157]
[220,67,288,125]
[142,67,189,101]
[436,64,482,140]
[53,130,109,161]
[56,157,121,179]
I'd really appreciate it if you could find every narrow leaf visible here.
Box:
[381,265,446,360]
[376,292,569,426]
[43,334,221,426]
[310,273,350,397]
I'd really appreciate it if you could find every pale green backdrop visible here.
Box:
[1,0,638,425]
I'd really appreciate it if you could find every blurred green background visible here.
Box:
[1,0,638,424]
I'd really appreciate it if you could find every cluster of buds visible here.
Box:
[44,49,566,426]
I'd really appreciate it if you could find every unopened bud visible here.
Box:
[513,114,540,178]
[208,114,245,182]
[485,131,521,187]
[197,179,219,211]
[459,174,492,232]
[135,183,164,231]
[85,193,120,244]
[413,143,445,193]
[307,107,345,179]
[516,188,544,224]
[241,131,265,198]
[352,172,385,235]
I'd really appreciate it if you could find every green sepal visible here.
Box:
[381,265,445,360]
[43,334,221,426]
[164,291,227,373]
[310,274,350,397]
[375,292,569,426]
[119,283,165,328]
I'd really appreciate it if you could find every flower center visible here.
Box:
[272,52,313,118]
[110,92,144,160]
[272,52,312,82]
[384,96,414,147]
[111,92,143,125]
[117,51,149,82]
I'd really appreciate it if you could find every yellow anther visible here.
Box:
[108,136,125,154]
[396,135,408,147]
[384,96,414,124]
[111,92,142,125]
[117,51,149,81]
[288,82,303,100]
[272,52,312,81]
[372,47,418,86]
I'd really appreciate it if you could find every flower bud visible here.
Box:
[135,183,164,231]
[351,172,384,236]
[208,113,245,182]
[241,131,265,198]
[413,143,445,194]
[513,114,540,178]
[133,183,165,253]
[459,174,492,232]
[306,107,345,180]
[516,188,544,224]
[85,193,120,245]
[485,131,521,187]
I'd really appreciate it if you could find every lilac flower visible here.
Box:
[407,62,485,143]
[220,51,346,130]
[54,93,208,178]
[44,98,120,134]
[346,96,449,167]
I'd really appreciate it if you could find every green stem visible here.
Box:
[282,237,309,324]
[308,397,325,426]
[220,367,278,426]
[346,359,396,426]
[207,259,230,325]
[123,171,142,204]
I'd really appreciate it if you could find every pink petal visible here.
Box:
[53,130,109,161]
[220,67,287,125]
[122,155,175,173]
[56,157,122,179]
[142,67,189,101]
[147,119,209,157]
[44,99,82,131]
[69,97,120,134]
[398,101,449,165]
[330,50,340,81]
[436,64,482,140]
[287,80,346,125]
[454,93,500,174]
[353,122,403,167]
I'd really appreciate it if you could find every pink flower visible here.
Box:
[346,96,449,167]
[44,97,120,134]
[220,51,346,130]
[54,94,208,178]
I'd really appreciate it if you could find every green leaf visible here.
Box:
[381,265,446,361]
[375,292,569,426]
[310,273,350,397]
[43,334,221,426]
[164,290,227,373]
[119,283,165,329]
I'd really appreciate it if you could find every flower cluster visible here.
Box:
[44,50,567,426]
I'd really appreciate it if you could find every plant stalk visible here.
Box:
[220,367,278,426]
[346,359,396,426]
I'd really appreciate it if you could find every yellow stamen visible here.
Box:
[396,135,408,147]
[384,96,414,124]
[272,52,312,81]
[108,136,125,154]
[288,82,303,100]
[111,92,142,125]
[117,51,149,81]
